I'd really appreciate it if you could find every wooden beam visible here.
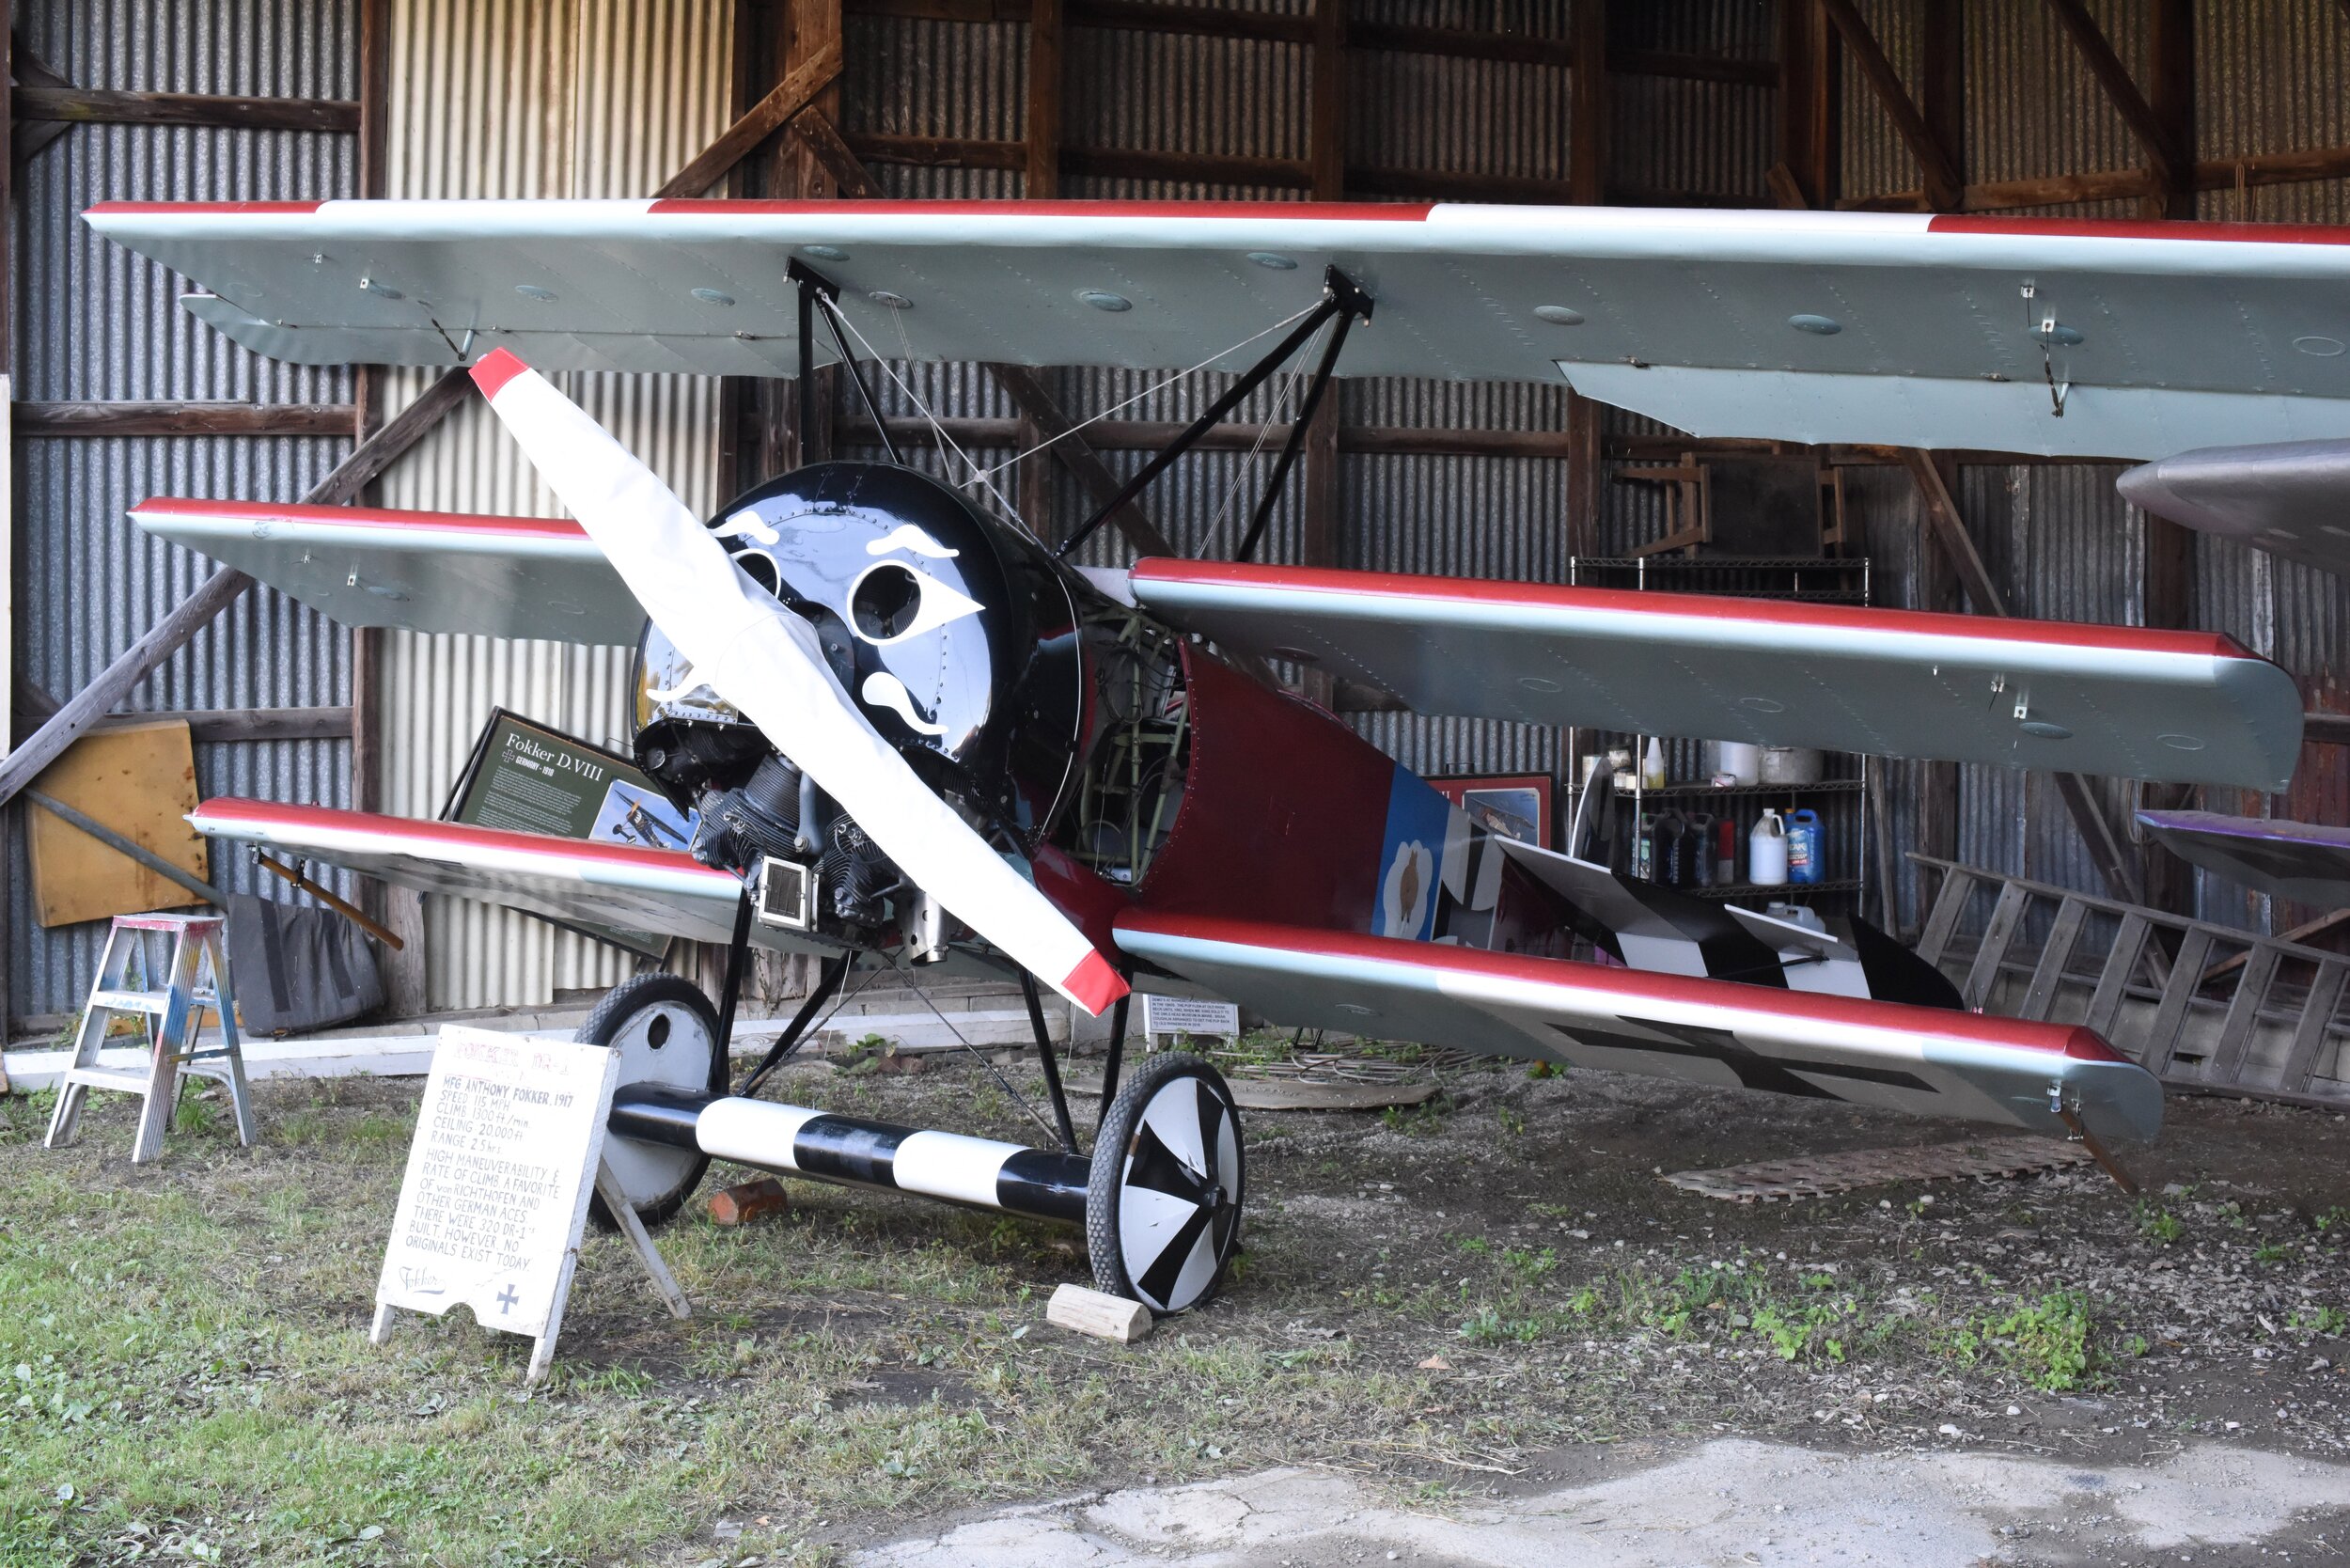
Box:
[13,86,357,133]
[838,412,1577,458]
[1900,448,2144,904]
[977,366,1178,557]
[1568,0,1606,205]
[1026,0,1062,196]
[14,401,359,437]
[2303,712,2350,747]
[1818,0,1964,212]
[2041,0,2184,198]
[0,368,471,817]
[842,0,1778,84]
[2146,0,2196,219]
[1310,0,1345,200]
[1843,142,2350,212]
[1919,0,1965,197]
[792,106,885,196]
[839,131,1757,207]
[1774,0,1830,210]
[652,35,842,199]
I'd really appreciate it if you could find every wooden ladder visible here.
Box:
[1911,856,2350,1107]
[44,912,254,1163]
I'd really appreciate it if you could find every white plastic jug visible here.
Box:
[1749,808,1789,886]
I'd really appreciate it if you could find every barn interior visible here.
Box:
[3,3,2350,1563]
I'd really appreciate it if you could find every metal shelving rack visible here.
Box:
[1563,556,1874,917]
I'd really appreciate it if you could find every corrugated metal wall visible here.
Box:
[1837,0,2350,935]
[9,0,361,1022]
[374,0,733,1011]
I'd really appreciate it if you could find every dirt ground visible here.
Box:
[4,1043,2347,1565]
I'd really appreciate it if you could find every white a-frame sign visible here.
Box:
[371,1025,686,1382]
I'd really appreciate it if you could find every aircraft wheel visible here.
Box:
[1087,1052,1245,1316]
[585,972,722,1231]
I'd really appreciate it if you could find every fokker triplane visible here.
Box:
[88,197,2345,1313]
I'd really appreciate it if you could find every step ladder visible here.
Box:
[45,913,253,1163]
[1910,855,2350,1108]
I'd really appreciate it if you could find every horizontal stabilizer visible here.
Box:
[1125,558,2302,790]
[133,499,641,645]
[2137,809,2350,910]
[1116,911,2161,1145]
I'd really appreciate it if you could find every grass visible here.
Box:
[0,1077,1475,1568]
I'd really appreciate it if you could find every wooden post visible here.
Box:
[1920,0,1965,201]
[1310,0,1345,201]
[1026,0,1062,197]
[1568,0,1605,205]
[1901,450,2145,906]
[2146,0,2196,220]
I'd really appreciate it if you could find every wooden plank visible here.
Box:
[0,365,472,817]
[791,107,885,196]
[1568,0,1606,205]
[1024,0,1062,197]
[653,36,842,199]
[1843,142,2350,213]
[2138,925,2215,1075]
[13,85,358,133]
[2204,942,2281,1088]
[25,719,208,928]
[1818,0,1963,212]
[1913,862,1978,967]
[979,365,1178,556]
[2145,0,2195,220]
[2042,0,2184,198]
[1310,0,1345,200]
[2019,898,2090,1020]
[1962,881,2032,1010]
[2084,911,2152,1036]
[15,401,359,437]
[2280,962,2350,1095]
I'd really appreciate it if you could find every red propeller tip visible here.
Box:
[470,347,532,400]
[1062,949,1129,1016]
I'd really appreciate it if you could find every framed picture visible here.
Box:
[1430,773,1553,848]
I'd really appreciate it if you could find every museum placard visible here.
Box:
[373,1026,619,1342]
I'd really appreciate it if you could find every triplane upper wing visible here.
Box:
[86,199,2350,459]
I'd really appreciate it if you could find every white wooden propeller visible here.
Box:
[469,349,1127,1015]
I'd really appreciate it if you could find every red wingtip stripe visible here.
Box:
[470,347,531,400]
[1061,949,1129,1016]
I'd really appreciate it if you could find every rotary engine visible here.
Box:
[629,461,1095,949]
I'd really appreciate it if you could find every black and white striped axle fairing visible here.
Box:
[608,1087,1092,1227]
[582,970,1246,1316]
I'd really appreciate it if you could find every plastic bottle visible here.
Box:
[1655,808,1691,886]
[1642,737,1667,790]
[1786,808,1822,886]
[1749,808,1789,886]
[1716,816,1738,884]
